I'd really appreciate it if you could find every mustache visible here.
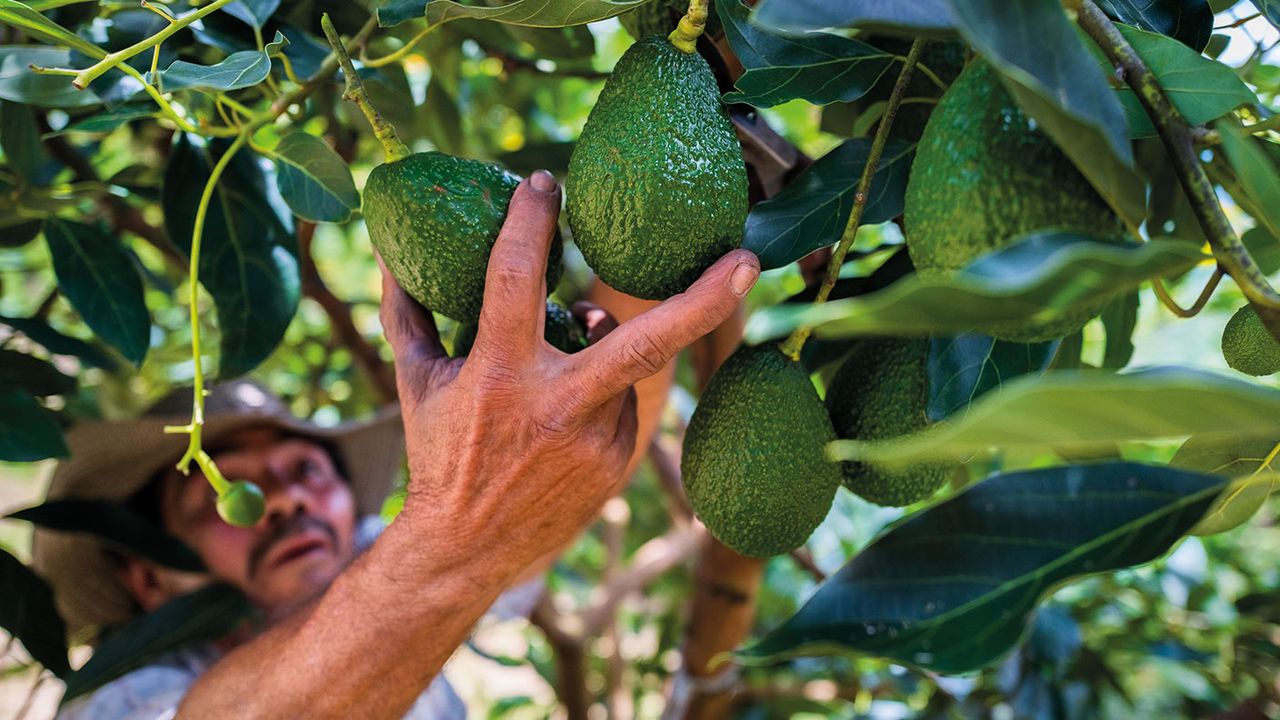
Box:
[247,514,338,579]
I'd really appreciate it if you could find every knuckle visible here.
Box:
[623,331,672,377]
[486,263,539,291]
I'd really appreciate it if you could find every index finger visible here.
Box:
[568,249,759,406]
[474,171,561,355]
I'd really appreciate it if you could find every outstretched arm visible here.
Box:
[178,171,759,719]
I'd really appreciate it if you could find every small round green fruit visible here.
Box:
[217,480,266,527]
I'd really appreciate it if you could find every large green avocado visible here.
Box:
[682,345,842,557]
[363,152,562,324]
[904,60,1126,342]
[826,338,955,507]
[566,36,748,300]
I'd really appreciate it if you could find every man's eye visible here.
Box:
[299,459,321,477]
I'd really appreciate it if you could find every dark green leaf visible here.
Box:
[1,99,46,183]
[747,233,1204,341]
[43,218,150,366]
[1092,24,1256,138]
[1100,291,1139,369]
[752,0,955,36]
[0,386,67,461]
[162,134,299,378]
[740,462,1222,674]
[0,0,104,57]
[152,32,287,92]
[45,104,154,136]
[1242,226,1280,275]
[0,214,40,246]
[420,77,465,156]
[947,0,1146,227]
[61,585,253,702]
[718,0,894,108]
[223,0,280,29]
[424,0,648,28]
[0,549,69,677]
[0,314,117,369]
[272,132,359,224]
[0,349,74,396]
[276,23,330,81]
[744,139,912,270]
[377,0,426,26]
[0,47,102,108]
[1172,433,1280,535]
[8,500,204,571]
[926,334,1058,423]
[1096,0,1212,50]
[830,367,1280,466]
[1216,118,1280,240]
[1251,0,1280,30]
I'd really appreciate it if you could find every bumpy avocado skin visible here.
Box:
[682,345,842,557]
[566,36,748,300]
[363,152,562,324]
[451,301,586,357]
[1222,305,1280,376]
[904,61,1126,342]
[826,338,955,507]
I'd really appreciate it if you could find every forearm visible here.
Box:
[179,513,511,719]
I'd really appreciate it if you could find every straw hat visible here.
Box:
[30,380,404,640]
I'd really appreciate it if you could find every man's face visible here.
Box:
[157,427,357,618]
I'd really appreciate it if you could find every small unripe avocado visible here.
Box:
[451,301,587,357]
[566,36,748,300]
[363,152,562,324]
[905,60,1126,342]
[682,345,842,557]
[826,338,955,507]
[217,480,265,527]
[1222,304,1280,376]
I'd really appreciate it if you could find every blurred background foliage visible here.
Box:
[1,0,1279,717]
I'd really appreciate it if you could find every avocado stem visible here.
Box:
[780,39,926,361]
[668,0,709,54]
[1076,0,1280,339]
[320,14,411,164]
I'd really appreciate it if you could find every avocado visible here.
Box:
[904,60,1126,342]
[565,36,748,300]
[363,152,563,324]
[682,345,842,557]
[451,300,587,357]
[1222,304,1280,376]
[826,338,955,507]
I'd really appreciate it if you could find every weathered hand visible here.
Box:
[379,170,759,582]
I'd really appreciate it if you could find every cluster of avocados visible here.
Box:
[348,11,1129,559]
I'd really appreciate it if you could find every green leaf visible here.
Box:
[1172,433,1280,535]
[45,104,154,136]
[0,548,69,677]
[223,0,280,29]
[0,99,46,183]
[744,139,912,270]
[61,585,253,702]
[830,367,1280,466]
[272,132,359,224]
[718,0,894,108]
[1254,0,1280,31]
[0,0,105,57]
[926,335,1058,423]
[1216,119,1280,241]
[8,500,205,571]
[947,0,1146,228]
[0,349,74,396]
[162,134,299,378]
[424,0,648,28]
[752,0,955,37]
[740,462,1223,674]
[43,218,150,367]
[1242,226,1280,275]
[1099,291,1139,369]
[1096,0,1212,50]
[0,386,67,461]
[0,47,102,108]
[746,233,1205,341]
[152,31,287,92]
[0,314,117,369]
[1092,24,1256,138]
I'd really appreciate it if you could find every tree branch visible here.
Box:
[1077,0,1280,339]
[296,222,399,404]
[584,524,705,635]
[530,596,590,720]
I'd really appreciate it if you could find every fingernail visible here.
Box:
[530,170,556,193]
[730,262,759,296]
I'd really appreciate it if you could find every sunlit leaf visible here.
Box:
[152,31,287,92]
[1172,433,1280,535]
[0,0,104,57]
[424,0,648,28]
[272,132,359,223]
[1216,118,1280,240]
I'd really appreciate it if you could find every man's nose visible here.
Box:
[256,473,318,525]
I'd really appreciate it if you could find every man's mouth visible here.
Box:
[263,528,333,571]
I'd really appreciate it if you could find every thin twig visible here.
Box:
[1152,267,1224,319]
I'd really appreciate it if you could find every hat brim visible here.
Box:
[30,404,404,641]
